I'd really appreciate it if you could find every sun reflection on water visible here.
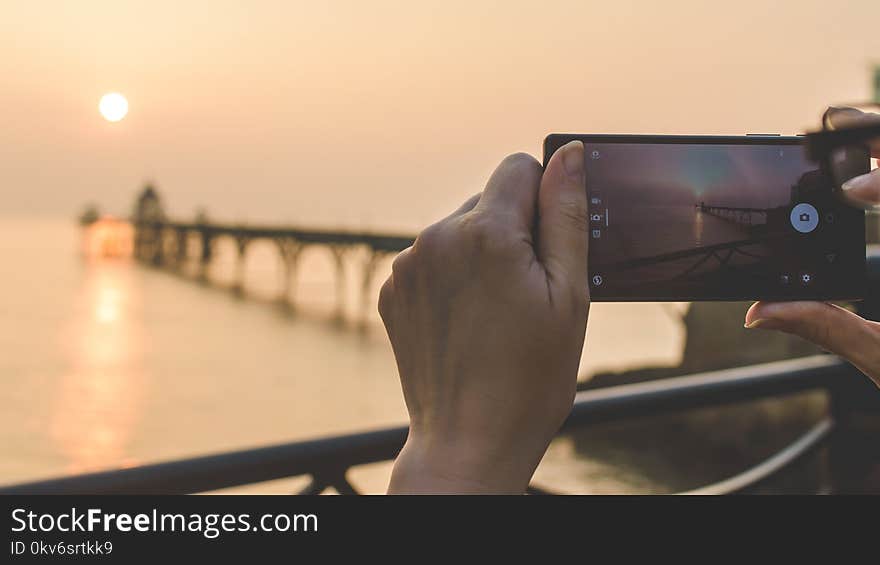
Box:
[81,217,133,260]
[50,257,145,474]
[693,209,704,247]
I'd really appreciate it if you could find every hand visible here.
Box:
[380,141,590,493]
[745,301,880,386]
[828,106,880,209]
[745,109,879,386]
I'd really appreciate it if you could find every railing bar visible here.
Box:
[0,356,852,495]
[678,418,834,495]
[564,355,851,430]
[330,472,359,496]
[525,484,555,495]
[296,476,327,496]
[573,356,843,405]
[0,428,409,495]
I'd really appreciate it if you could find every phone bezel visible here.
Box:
[543,133,867,302]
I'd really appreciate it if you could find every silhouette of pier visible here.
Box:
[131,186,414,319]
[696,202,769,226]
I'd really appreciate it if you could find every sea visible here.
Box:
[3,216,821,494]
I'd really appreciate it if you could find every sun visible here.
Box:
[99,93,129,122]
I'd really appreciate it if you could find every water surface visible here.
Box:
[1,218,688,492]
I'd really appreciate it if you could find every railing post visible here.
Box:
[828,246,880,493]
[857,246,880,325]
[827,367,880,493]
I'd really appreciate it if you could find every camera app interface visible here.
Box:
[585,142,865,300]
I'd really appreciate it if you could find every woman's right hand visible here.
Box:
[745,108,880,386]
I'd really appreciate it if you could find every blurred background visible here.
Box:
[1,0,878,493]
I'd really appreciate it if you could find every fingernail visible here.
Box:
[842,173,870,193]
[561,141,584,178]
[744,319,768,329]
[842,173,880,208]
[745,318,784,330]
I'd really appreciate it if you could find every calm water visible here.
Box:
[595,205,765,282]
[0,218,688,493]
[596,205,754,262]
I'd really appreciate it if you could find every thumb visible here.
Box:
[537,140,589,292]
[745,301,878,367]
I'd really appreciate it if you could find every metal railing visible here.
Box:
[0,355,870,495]
[2,250,878,495]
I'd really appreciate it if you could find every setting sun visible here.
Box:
[98,93,128,122]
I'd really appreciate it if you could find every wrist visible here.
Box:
[387,432,539,494]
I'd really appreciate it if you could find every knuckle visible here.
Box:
[390,247,415,283]
[499,152,542,183]
[377,277,394,320]
[502,151,540,173]
[412,221,448,258]
[460,212,515,256]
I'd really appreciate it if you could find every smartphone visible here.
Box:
[543,134,868,302]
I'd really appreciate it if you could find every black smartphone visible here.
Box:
[543,134,868,302]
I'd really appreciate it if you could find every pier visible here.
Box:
[131,186,414,319]
[696,202,769,226]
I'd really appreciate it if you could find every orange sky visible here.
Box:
[1,0,877,231]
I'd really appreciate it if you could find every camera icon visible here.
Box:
[790,203,819,234]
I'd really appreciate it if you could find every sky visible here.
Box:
[587,143,813,209]
[0,0,878,232]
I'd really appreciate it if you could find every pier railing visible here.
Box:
[132,218,414,318]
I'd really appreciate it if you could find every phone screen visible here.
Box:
[546,136,866,301]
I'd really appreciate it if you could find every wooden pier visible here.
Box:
[131,186,414,318]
